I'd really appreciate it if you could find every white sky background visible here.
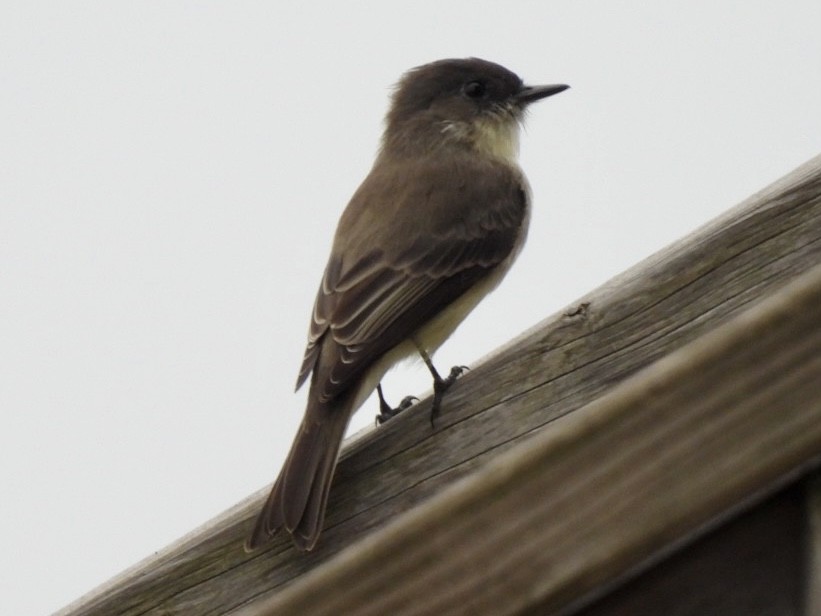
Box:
[2,2,820,613]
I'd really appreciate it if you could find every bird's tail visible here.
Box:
[245,395,352,552]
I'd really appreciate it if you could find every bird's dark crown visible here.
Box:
[386,58,525,131]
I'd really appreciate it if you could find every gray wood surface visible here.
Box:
[57,154,821,616]
[240,258,821,616]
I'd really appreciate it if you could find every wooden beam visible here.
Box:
[57,154,821,615]
[240,253,821,616]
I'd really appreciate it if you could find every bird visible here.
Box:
[246,58,568,552]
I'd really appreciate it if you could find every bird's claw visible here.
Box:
[430,364,470,427]
[375,386,419,425]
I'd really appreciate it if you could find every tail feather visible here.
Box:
[290,433,342,550]
[245,397,352,552]
[280,418,329,533]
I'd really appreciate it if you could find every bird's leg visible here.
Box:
[375,383,418,425]
[414,343,468,426]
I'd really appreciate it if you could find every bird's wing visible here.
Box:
[296,157,528,402]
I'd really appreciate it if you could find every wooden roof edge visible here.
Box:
[242,259,821,616]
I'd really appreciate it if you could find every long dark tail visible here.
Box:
[245,395,352,552]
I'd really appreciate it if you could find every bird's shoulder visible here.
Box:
[335,153,527,261]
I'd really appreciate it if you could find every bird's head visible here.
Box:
[383,58,568,163]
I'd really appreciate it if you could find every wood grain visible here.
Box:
[239,259,821,616]
[57,154,821,615]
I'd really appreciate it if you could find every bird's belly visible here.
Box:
[413,262,510,354]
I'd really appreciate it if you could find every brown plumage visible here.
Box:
[246,58,568,551]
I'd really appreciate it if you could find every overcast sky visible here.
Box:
[3,3,820,614]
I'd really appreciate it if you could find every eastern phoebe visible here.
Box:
[247,58,568,551]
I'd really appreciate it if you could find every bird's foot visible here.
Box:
[430,365,469,427]
[375,384,419,425]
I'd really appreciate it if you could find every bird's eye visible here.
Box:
[463,81,487,99]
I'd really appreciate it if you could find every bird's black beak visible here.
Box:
[515,83,570,106]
